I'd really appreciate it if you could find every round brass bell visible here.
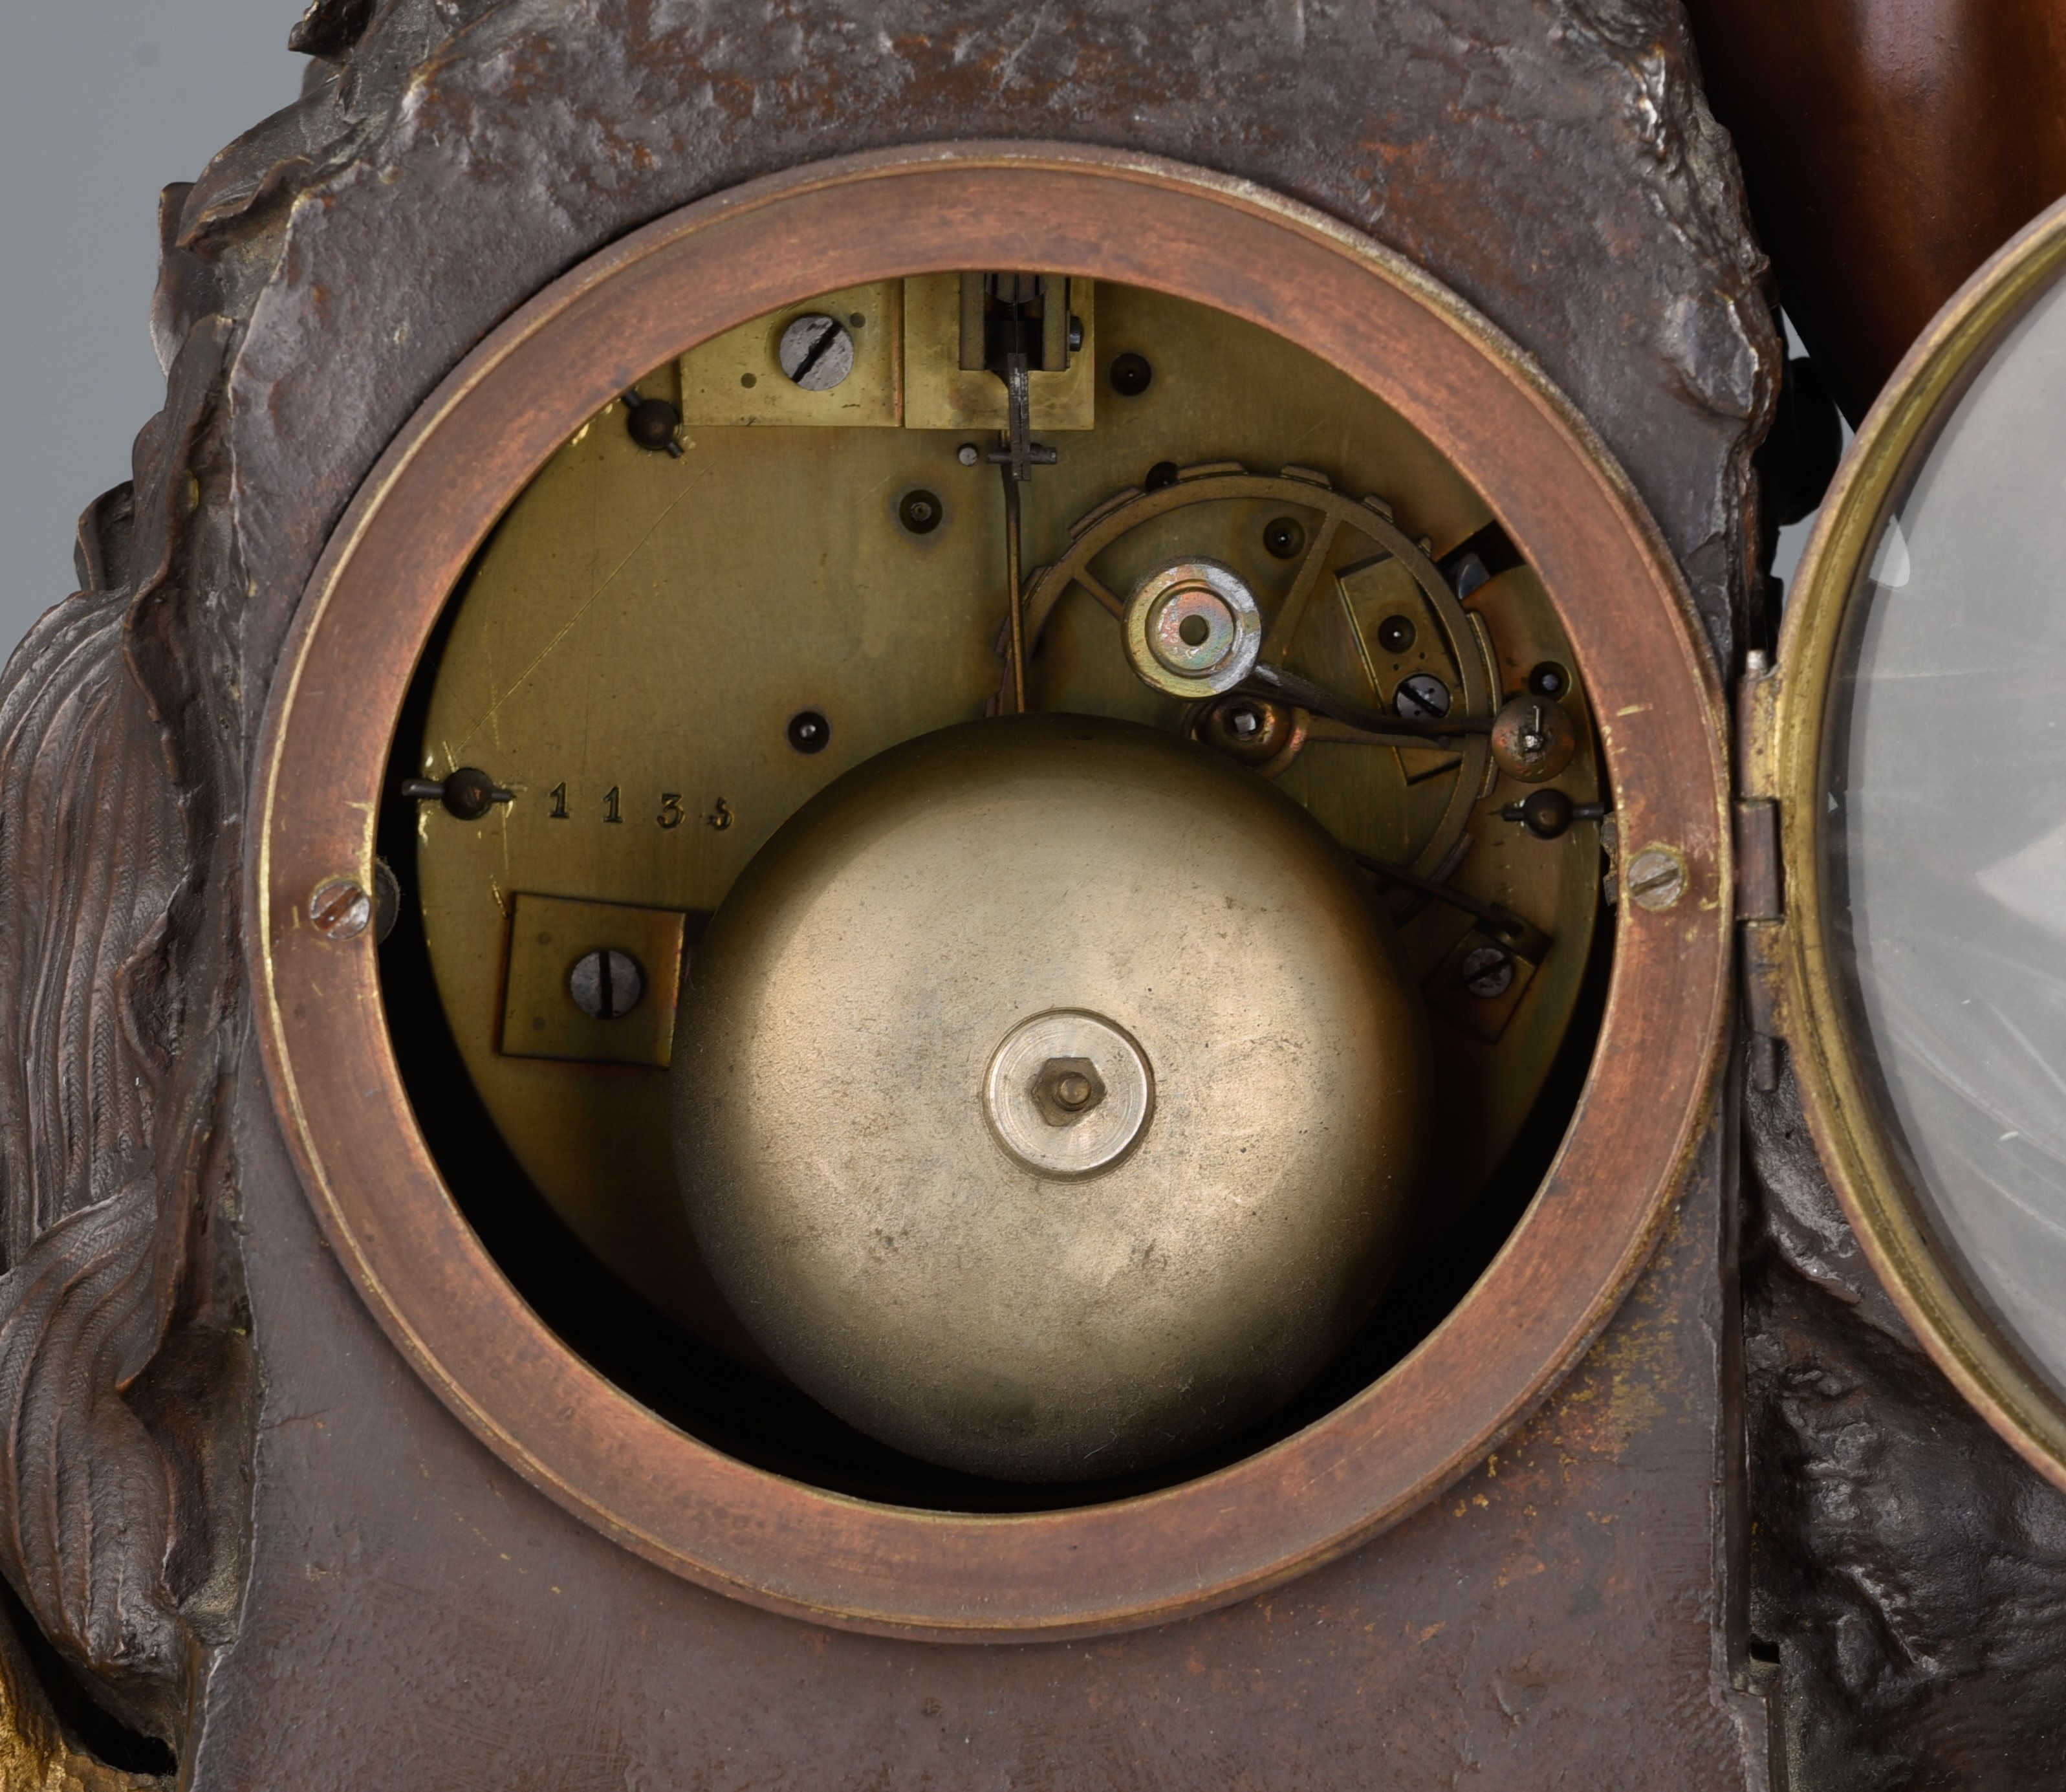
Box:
[671,714,1431,1481]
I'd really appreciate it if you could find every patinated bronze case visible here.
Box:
[0,3,1816,1785]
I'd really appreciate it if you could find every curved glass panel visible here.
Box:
[1829,269,2066,1388]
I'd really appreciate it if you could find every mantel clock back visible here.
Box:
[5,2,2066,1786]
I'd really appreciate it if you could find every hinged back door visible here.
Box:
[1767,191,2066,1488]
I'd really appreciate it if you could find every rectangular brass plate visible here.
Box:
[501,893,688,1067]
[902,275,1097,431]
[1424,926,1539,1044]
[679,281,904,427]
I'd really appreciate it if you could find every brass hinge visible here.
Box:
[1734,650,1788,1091]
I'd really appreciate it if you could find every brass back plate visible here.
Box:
[409,283,1599,1350]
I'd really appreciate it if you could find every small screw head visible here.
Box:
[1395,672,1452,719]
[1627,845,1688,911]
[1459,944,1515,1000]
[1263,516,1307,560]
[624,393,681,452]
[1376,614,1416,654]
[957,443,981,467]
[569,948,644,1020]
[1109,352,1153,397]
[1199,695,1294,766]
[777,314,854,391]
[898,489,943,535]
[310,878,371,941]
[787,710,831,754]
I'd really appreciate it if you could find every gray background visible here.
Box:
[0,1,302,655]
[0,10,1824,659]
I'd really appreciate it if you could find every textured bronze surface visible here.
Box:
[217,1100,1755,1786]
[0,374,256,1753]
[1745,1064,2066,1789]
[675,715,1430,1480]
[255,146,1730,1640]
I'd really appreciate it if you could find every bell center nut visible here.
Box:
[671,714,1431,1481]
[985,1010,1153,1178]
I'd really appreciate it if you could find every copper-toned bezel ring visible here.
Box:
[250,144,1731,1641]
[1775,194,2066,1494]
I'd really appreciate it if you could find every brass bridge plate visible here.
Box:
[500,893,688,1069]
